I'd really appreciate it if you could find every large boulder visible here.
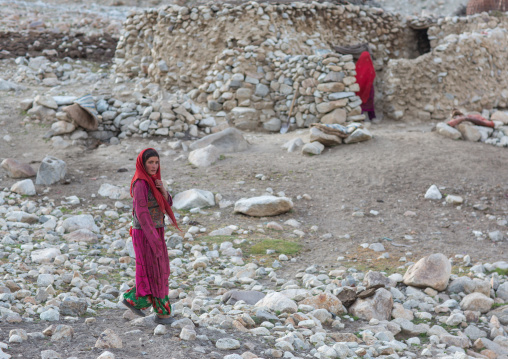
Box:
[344,128,373,144]
[98,183,129,200]
[1,158,36,178]
[188,145,220,167]
[36,156,67,185]
[255,292,297,314]
[487,304,508,325]
[173,189,215,210]
[234,196,293,217]
[5,211,38,224]
[10,179,36,196]
[403,253,451,291]
[189,127,249,153]
[349,288,393,321]
[62,214,99,233]
[460,293,494,313]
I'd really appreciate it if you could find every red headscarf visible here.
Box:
[355,51,376,104]
[130,148,181,232]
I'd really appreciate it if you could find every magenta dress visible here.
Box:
[131,179,170,299]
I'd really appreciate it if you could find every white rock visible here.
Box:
[62,214,100,233]
[10,179,36,196]
[425,185,442,200]
[40,308,60,321]
[436,122,462,140]
[215,338,240,350]
[188,144,220,167]
[234,196,293,217]
[403,253,451,291]
[31,248,61,263]
[36,156,67,185]
[154,325,167,335]
[98,183,129,200]
[97,351,115,359]
[255,292,297,313]
[302,142,325,155]
[446,195,463,205]
[173,189,215,210]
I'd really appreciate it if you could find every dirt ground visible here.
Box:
[1,79,507,271]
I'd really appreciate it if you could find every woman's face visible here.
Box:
[144,156,159,176]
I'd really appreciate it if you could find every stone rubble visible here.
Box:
[0,181,507,358]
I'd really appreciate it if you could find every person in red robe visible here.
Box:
[122,148,180,325]
[355,51,377,121]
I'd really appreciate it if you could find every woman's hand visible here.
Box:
[154,179,168,198]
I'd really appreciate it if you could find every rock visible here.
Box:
[154,325,167,335]
[363,271,396,288]
[37,274,54,287]
[255,83,269,97]
[95,329,122,349]
[299,293,346,315]
[448,277,475,294]
[491,111,508,124]
[255,292,297,313]
[6,211,38,224]
[457,123,481,141]
[62,214,100,233]
[391,302,414,320]
[344,128,373,144]
[424,185,442,200]
[368,243,385,252]
[40,350,62,359]
[179,327,196,341]
[173,189,215,210]
[321,108,347,124]
[50,325,74,342]
[497,282,508,301]
[309,127,342,146]
[460,293,494,313]
[436,122,462,140]
[40,309,60,321]
[393,318,429,336]
[489,230,504,242]
[1,159,36,178]
[98,184,129,200]
[403,253,451,291]
[302,142,325,155]
[189,127,248,153]
[36,156,66,185]
[487,305,508,325]
[316,99,348,114]
[31,248,61,263]
[282,138,304,152]
[35,95,58,110]
[216,338,241,350]
[446,195,464,205]
[97,352,115,359]
[63,229,99,244]
[221,290,266,305]
[51,121,76,135]
[0,78,26,91]
[60,296,87,316]
[188,144,220,167]
[234,196,293,217]
[263,118,282,132]
[474,338,508,356]
[349,288,393,321]
[10,179,36,196]
[464,325,487,341]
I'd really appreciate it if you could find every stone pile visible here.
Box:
[435,110,508,148]
[20,89,217,146]
[1,180,508,359]
[115,2,412,91]
[10,56,109,87]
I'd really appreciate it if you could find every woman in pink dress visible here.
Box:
[122,148,180,325]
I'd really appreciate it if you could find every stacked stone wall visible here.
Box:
[382,26,508,122]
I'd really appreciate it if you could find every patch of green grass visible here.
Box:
[413,318,430,325]
[219,154,226,160]
[490,268,508,276]
[250,239,301,256]
[492,302,508,309]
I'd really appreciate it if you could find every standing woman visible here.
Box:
[122,148,180,324]
[355,51,377,121]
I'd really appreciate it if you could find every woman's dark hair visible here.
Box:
[142,149,159,166]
